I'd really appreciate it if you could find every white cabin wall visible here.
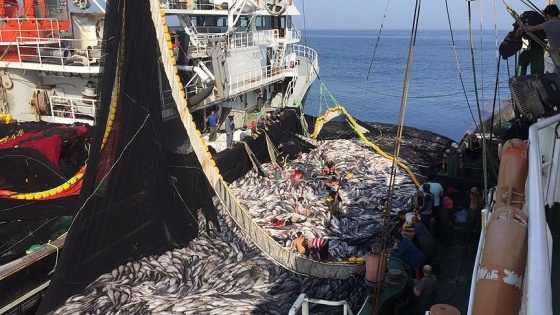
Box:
[6,69,40,122]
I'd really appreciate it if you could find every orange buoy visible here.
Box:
[473,138,529,315]
[473,206,528,315]
[494,138,528,210]
[430,304,460,315]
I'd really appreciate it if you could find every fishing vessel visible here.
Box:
[0,0,319,312]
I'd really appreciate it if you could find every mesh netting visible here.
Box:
[38,0,206,311]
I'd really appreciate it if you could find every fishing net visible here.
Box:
[37,0,317,312]
[37,0,209,311]
[0,122,90,266]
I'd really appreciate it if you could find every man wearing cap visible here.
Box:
[442,142,463,177]
[520,4,560,75]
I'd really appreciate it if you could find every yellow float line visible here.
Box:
[159,9,223,182]
[310,105,420,188]
[6,167,86,200]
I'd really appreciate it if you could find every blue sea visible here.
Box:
[301,29,515,142]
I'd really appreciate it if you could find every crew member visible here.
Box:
[205,110,219,142]
[414,265,437,315]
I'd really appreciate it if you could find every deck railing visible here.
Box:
[228,30,277,49]
[15,37,101,68]
[228,64,287,95]
[293,44,318,68]
[288,294,354,315]
[49,95,97,125]
[525,114,560,315]
[0,18,61,42]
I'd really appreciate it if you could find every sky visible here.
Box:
[291,0,546,30]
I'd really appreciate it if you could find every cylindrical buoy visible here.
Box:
[472,206,528,315]
[430,304,460,315]
[494,138,528,210]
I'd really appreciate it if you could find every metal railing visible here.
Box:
[228,29,277,49]
[160,0,259,11]
[14,37,101,68]
[49,95,97,124]
[288,294,354,315]
[293,44,318,67]
[228,64,287,95]
[525,114,560,315]
[0,18,61,43]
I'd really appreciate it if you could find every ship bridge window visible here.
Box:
[255,16,270,31]
[191,15,251,33]
[45,0,68,22]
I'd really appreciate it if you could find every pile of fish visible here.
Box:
[54,197,366,314]
[230,139,418,261]
[53,138,417,314]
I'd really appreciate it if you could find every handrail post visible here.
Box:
[301,299,309,315]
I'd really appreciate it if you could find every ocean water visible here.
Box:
[301,29,516,142]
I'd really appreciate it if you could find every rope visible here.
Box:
[0,217,58,255]
[467,0,489,193]
[365,0,391,81]
[503,2,547,50]
[263,131,280,169]
[240,140,260,172]
[444,0,478,129]
[374,0,423,312]
[294,99,309,137]
[45,240,62,275]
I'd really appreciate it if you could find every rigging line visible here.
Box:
[444,0,478,126]
[504,3,547,49]
[365,0,391,81]
[358,0,391,120]
[468,0,489,193]
[520,0,542,14]
[0,217,58,255]
[487,59,502,177]
[479,0,485,115]
[169,176,199,223]
[374,0,422,313]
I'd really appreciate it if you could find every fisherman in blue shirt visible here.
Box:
[391,232,426,279]
[205,110,219,142]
